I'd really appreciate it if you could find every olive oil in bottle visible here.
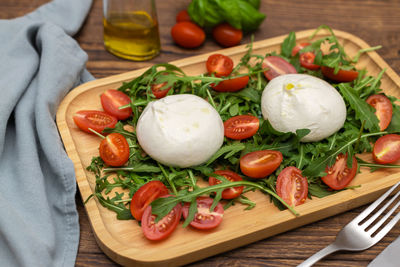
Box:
[103,11,160,61]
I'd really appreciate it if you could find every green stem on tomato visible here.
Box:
[88,128,105,139]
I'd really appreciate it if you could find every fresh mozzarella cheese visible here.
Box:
[136,94,224,167]
[261,74,346,142]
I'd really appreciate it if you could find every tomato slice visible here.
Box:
[99,132,130,167]
[176,10,191,23]
[299,52,320,70]
[206,54,234,77]
[100,89,132,120]
[263,56,297,81]
[321,66,359,82]
[224,115,259,140]
[182,197,224,230]
[240,150,283,178]
[373,134,400,164]
[141,198,182,241]
[209,170,244,199]
[322,153,357,190]
[211,75,249,92]
[130,181,169,221]
[366,94,393,131]
[73,110,117,134]
[276,166,308,206]
[291,42,311,56]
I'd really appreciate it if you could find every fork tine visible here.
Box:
[367,192,400,235]
[361,190,400,230]
[353,181,400,224]
[372,211,400,241]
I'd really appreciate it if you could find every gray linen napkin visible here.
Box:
[0,0,93,266]
[368,235,400,267]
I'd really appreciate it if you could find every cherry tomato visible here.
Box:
[141,197,182,241]
[182,197,224,230]
[373,134,400,164]
[299,52,320,70]
[130,181,169,221]
[151,82,171,99]
[212,76,249,92]
[176,10,191,23]
[73,110,117,134]
[322,153,357,190]
[263,56,297,81]
[276,166,308,206]
[240,150,283,178]
[209,170,244,199]
[366,94,393,131]
[321,66,359,82]
[206,54,234,77]
[171,21,205,48]
[212,23,243,47]
[100,89,132,120]
[224,115,259,140]
[99,133,130,167]
[291,42,311,56]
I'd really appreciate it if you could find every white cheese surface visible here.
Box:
[261,74,346,142]
[136,94,224,167]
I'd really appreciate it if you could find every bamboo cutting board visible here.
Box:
[56,29,400,266]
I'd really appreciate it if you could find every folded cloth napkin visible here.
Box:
[368,235,400,267]
[0,0,93,266]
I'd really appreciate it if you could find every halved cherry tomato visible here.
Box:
[212,23,243,47]
[299,52,320,70]
[291,42,311,56]
[99,132,130,166]
[209,170,244,199]
[171,21,205,48]
[176,10,191,23]
[366,94,393,131]
[240,150,283,178]
[206,54,234,77]
[373,134,400,164]
[224,115,259,140]
[182,197,224,230]
[263,56,297,81]
[130,181,169,221]
[212,76,249,92]
[100,89,132,120]
[141,197,182,241]
[322,153,357,190]
[151,82,172,99]
[73,110,117,134]
[276,166,308,206]
[321,66,359,82]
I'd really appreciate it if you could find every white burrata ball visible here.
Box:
[261,74,346,142]
[136,94,224,167]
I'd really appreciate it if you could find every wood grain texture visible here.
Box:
[2,0,400,266]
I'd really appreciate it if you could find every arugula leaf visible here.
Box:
[281,31,296,58]
[206,143,246,166]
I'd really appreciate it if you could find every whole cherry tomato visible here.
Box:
[212,23,243,47]
[171,21,205,48]
[176,10,191,23]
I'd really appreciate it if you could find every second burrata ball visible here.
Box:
[136,94,224,167]
[261,74,346,142]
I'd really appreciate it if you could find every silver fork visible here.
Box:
[298,181,400,267]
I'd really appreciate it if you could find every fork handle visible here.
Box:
[297,243,340,267]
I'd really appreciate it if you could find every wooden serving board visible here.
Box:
[56,29,400,266]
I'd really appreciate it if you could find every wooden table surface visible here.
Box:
[3,0,400,266]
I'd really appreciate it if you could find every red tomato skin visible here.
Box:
[292,42,311,56]
[224,114,259,140]
[141,200,182,241]
[130,181,169,221]
[100,89,132,120]
[366,94,393,131]
[373,134,400,164]
[276,166,308,206]
[299,52,320,70]
[182,197,224,230]
[176,10,191,23]
[240,150,283,178]
[151,82,171,99]
[321,66,359,82]
[206,54,234,77]
[99,133,130,167]
[209,170,244,199]
[322,154,358,190]
[212,76,249,92]
[212,23,243,47]
[73,110,117,134]
[171,22,205,48]
[263,56,297,81]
